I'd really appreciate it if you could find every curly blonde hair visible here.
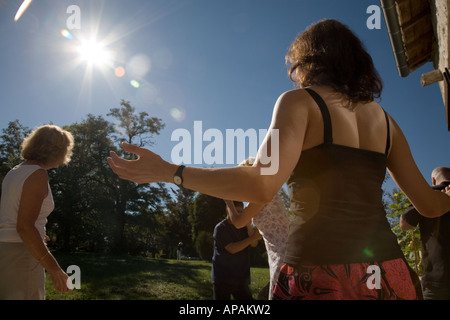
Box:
[21,125,74,167]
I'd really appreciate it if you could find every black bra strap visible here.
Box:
[305,88,333,144]
[305,88,390,155]
[383,110,391,156]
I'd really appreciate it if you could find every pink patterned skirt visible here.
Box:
[273,258,422,300]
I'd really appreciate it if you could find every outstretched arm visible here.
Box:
[108,90,310,204]
[387,116,450,217]
[225,200,266,229]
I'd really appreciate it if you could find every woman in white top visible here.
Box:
[225,158,289,299]
[0,125,74,299]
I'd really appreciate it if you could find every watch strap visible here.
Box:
[174,165,186,186]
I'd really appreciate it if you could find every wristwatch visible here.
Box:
[173,165,186,187]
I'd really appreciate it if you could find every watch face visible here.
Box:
[174,176,182,185]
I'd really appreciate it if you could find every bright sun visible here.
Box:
[77,39,112,67]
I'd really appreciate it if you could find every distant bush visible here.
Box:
[195,231,214,261]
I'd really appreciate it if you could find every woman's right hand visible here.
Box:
[49,268,73,293]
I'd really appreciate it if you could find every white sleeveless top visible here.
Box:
[0,163,54,242]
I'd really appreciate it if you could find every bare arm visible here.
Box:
[225,229,262,254]
[387,116,450,217]
[225,200,266,229]
[16,170,71,293]
[399,215,415,231]
[107,90,309,204]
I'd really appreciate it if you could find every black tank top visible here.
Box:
[284,88,404,266]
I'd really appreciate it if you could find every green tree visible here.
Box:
[190,193,226,260]
[0,120,30,184]
[195,230,214,261]
[106,100,166,253]
[108,99,164,146]
[386,189,422,276]
[159,187,197,258]
[45,106,169,255]
[47,115,118,252]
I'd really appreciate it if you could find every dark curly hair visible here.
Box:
[286,19,383,106]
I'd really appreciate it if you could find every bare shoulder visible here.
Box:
[276,89,312,108]
[272,89,314,121]
[24,169,49,191]
[383,111,405,149]
[27,168,48,180]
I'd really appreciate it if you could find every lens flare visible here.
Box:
[61,29,74,40]
[126,54,151,79]
[114,66,125,77]
[170,107,186,122]
[14,0,33,22]
[130,80,140,88]
[363,248,374,259]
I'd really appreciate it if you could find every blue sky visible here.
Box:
[0,0,449,193]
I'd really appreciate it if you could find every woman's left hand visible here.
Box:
[107,142,174,184]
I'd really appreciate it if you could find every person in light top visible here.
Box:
[0,124,74,299]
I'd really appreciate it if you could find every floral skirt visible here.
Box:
[273,258,422,300]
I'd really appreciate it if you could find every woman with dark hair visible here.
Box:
[286,19,383,105]
[108,19,450,299]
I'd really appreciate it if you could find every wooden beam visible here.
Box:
[404,30,434,70]
[400,6,431,32]
[421,69,444,86]
[444,68,450,131]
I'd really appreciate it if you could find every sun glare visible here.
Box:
[14,0,33,21]
[77,40,113,67]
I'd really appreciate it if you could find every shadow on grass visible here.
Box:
[48,252,214,300]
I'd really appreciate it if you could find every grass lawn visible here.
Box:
[46,252,270,300]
